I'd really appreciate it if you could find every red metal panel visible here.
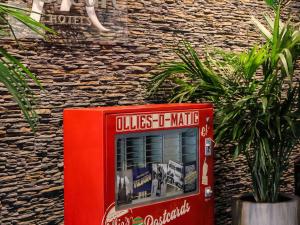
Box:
[64,110,105,225]
[64,104,214,225]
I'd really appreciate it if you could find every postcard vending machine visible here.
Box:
[64,104,214,225]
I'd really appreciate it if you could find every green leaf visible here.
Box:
[264,0,279,8]
[251,16,272,41]
[261,97,268,113]
[271,6,281,66]
[0,3,56,131]
[233,145,240,159]
[0,59,38,130]
[148,20,300,203]
[0,3,56,39]
[278,53,289,76]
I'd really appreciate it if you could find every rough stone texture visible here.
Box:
[0,0,299,224]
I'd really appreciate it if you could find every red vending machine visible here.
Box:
[64,104,214,225]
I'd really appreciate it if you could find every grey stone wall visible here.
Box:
[0,0,299,224]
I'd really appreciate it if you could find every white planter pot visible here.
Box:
[232,194,299,225]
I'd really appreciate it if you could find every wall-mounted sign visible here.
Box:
[8,0,128,41]
[116,111,200,132]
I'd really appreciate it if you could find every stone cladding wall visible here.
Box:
[0,0,299,224]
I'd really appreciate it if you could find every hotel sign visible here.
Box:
[9,0,128,39]
[30,0,114,32]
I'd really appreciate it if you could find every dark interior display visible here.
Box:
[116,128,198,208]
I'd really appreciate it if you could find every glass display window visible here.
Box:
[115,128,199,209]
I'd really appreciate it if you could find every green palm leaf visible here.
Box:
[0,3,55,131]
[149,1,300,203]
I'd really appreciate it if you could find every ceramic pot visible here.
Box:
[232,194,299,225]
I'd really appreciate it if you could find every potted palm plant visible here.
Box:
[149,0,300,224]
[0,3,55,131]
